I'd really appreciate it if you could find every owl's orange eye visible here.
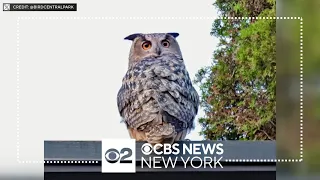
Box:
[142,41,152,50]
[161,40,170,48]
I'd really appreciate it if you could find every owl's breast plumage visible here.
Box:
[117,54,199,133]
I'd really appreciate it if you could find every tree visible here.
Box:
[195,0,276,140]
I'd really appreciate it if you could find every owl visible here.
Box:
[117,32,199,146]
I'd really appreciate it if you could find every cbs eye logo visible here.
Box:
[141,143,153,155]
[104,148,133,164]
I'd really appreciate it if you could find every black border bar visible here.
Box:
[44,171,276,180]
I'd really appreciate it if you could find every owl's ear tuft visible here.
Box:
[167,32,179,38]
[124,33,142,41]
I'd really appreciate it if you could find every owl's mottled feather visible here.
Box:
[117,33,199,145]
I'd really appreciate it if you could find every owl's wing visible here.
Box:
[117,63,160,129]
[151,56,200,131]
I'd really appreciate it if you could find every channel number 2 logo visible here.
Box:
[105,148,132,163]
[101,139,136,173]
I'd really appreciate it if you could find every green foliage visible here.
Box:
[195,0,276,140]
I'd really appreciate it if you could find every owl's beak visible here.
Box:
[155,47,161,55]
